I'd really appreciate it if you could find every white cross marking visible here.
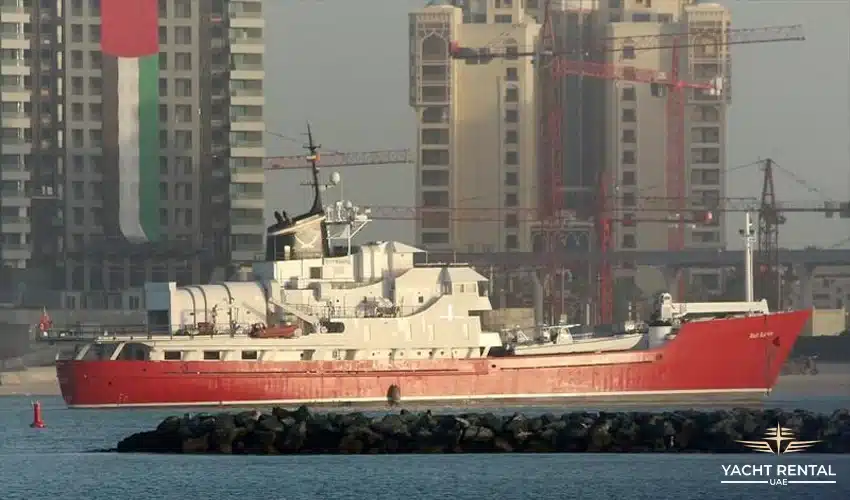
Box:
[440,304,455,321]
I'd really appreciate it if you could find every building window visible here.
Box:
[421,129,449,145]
[691,147,720,164]
[421,232,449,244]
[421,169,449,186]
[505,151,518,165]
[505,109,518,123]
[422,191,449,207]
[505,130,518,144]
[505,172,518,186]
[505,213,518,229]
[622,192,636,207]
[174,0,191,17]
[622,171,636,186]
[421,107,448,124]
[174,26,192,44]
[692,127,720,144]
[622,46,636,59]
[622,150,636,164]
[175,52,192,70]
[421,149,449,165]
[175,78,192,97]
[421,211,450,229]
[622,233,636,248]
[495,14,512,24]
[421,86,448,102]
[693,231,719,243]
[622,129,636,143]
[622,108,636,122]
[88,25,100,43]
[505,87,518,102]
[505,193,518,207]
[505,234,518,250]
[71,50,83,69]
[505,67,518,81]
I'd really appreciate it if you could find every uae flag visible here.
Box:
[101,0,160,243]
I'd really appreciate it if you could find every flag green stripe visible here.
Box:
[138,54,160,242]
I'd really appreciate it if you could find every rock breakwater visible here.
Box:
[116,407,850,454]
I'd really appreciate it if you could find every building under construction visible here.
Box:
[409,0,732,323]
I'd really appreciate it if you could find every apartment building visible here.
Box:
[409,2,539,252]
[0,1,35,273]
[604,1,730,294]
[0,0,266,309]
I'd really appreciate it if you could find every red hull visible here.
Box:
[56,310,810,408]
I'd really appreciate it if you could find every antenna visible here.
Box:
[305,123,323,214]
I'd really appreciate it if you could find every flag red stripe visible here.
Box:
[101,0,158,58]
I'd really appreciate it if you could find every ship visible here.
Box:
[37,127,811,409]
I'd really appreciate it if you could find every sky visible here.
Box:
[262,0,850,250]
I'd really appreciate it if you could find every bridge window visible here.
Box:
[203,350,221,360]
[164,351,181,361]
[324,322,345,334]
[241,350,258,360]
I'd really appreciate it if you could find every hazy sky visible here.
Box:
[263,0,850,250]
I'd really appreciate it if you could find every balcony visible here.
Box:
[230,64,263,80]
[0,59,31,75]
[0,163,29,181]
[230,166,264,183]
[230,88,262,97]
[229,8,262,18]
[0,216,30,231]
[1,111,29,127]
[1,137,29,146]
[230,142,264,158]
[0,7,30,23]
[0,244,31,260]
[231,216,265,234]
[230,39,264,55]
[0,32,30,50]
[228,15,264,30]
[230,190,264,201]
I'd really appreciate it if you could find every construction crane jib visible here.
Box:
[264,149,415,170]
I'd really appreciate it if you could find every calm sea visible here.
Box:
[1,393,849,500]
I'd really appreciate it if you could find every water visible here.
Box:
[1,395,849,499]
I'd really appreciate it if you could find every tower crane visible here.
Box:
[364,157,848,312]
[264,149,414,170]
[449,1,805,323]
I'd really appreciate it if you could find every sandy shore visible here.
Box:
[0,367,60,396]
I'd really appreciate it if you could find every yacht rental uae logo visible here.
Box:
[720,422,837,486]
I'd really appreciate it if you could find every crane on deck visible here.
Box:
[449,0,805,323]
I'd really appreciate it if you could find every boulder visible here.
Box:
[114,407,850,455]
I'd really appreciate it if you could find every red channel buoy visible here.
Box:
[30,400,46,428]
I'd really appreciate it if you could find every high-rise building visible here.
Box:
[0,0,266,309]
[603,1,730,295]
[409,2,539,252]
[0,2,36,274]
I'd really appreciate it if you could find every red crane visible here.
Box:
[450,9,804,324]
